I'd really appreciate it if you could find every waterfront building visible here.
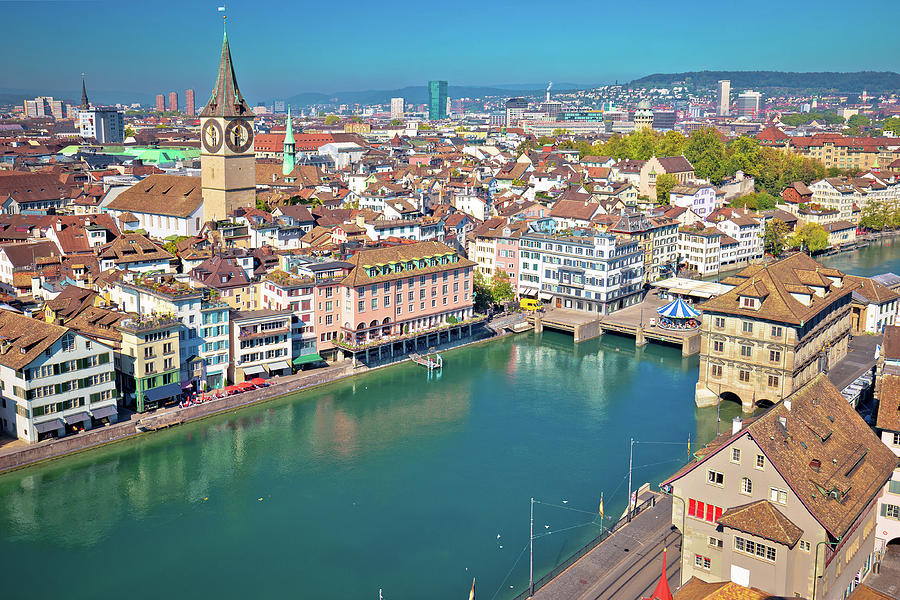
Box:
[678,225,722,277]
[0,310,118,443]
[874,327,900,548]
[663,374,896,600]
[427,80,448,120]
[717,80,730,116]
[259,270,318,362]
[607,211,679,282]
[846,275,899,334]
[116,314,182,412]
[518,229,643,313]
[111,275,230,391]
[336,241,475,349]
[78,106,125,143]
[694,254,854,412]
[809,177,899,222]
[711,215,763,265]
[228,309,293,382]
[200,30,256,223]
[293,258,353,360]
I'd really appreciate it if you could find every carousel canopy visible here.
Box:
[657,297,700,319]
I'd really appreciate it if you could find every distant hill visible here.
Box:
[285,84,581,108]
[630,71,900,94]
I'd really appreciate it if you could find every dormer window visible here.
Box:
[740,297,758,310]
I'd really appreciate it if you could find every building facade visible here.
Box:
[428,80,448,121]
[117,315,182,412]
[78,107,125,143]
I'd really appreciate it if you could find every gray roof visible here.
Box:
[872,272,900,290]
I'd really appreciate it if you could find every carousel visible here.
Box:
[656,297,701,331]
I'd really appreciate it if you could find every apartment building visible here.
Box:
[229,310,293,382]
[670,184,718,219]
[846,275,899,334]
[518,230,643,313]
[874,327,900,550]
[259,270,317,361]
[695,254,855,412]
[809,177,899,222]
[0,310,117,443]
[337,241,475,347]
[117,315,181,412]
[715,216,763,264]
[678,226,723,277]
[663,374,896,600]
[607,212,679,282]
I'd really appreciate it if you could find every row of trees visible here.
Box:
[859,199,900,231]
[763,219,830,257]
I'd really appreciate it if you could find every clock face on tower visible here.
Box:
[202,120,223,153]
[225,119,254,153]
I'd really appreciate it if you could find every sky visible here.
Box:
[2,0,900,104]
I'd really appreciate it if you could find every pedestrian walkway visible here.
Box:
[527,492,680,600]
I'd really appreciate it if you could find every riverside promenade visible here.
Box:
[517,489,680,600]
[0,319,515,475]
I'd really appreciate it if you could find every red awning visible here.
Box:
[237,382,255,390]
[223,385,240,393]
[250,378,268,386]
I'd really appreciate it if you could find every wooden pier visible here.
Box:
[409,352,443,370]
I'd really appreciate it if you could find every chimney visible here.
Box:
[784,400,791,411]
[732,416,742,435]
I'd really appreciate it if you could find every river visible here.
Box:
[4,240,898,600]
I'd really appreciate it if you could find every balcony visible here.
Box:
[333,314,485,352]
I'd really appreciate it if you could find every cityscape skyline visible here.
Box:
[2,0,900,104]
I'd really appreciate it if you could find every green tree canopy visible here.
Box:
[655,173,679,205]
[684,127,726,184]
[389,118,403,126]
[762,218,790,258]
[324,114,340,125]
[789,222,830,253]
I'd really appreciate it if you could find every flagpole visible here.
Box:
[627,438,634,523]
[529,496,534,597]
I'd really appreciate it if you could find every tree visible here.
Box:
[655,174,679,205]
[473,271,493,312]
[418,123,433,131]
[389,118,403,126]
[789,222,830,253]
[846,114,871,135]
[324,114,340,125]
[551,128,571,136]
[684,127,726,184]
[730,191,779,210]
[491,270,516,305]
[124,125,136,138]
[762,218,790,257]
[883,117,900,136]
[256,197,268,211]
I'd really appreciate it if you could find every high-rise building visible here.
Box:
[199,29,256,223]
[717,80,731,116]
[735,90,762,118]
[156,94,165,112]
[505,97,528,127]
[274,100,286,114]
[652,110,677,130]
[185,89,195,116]
[390,97,404,120]
[168,91,178,112]
[23,97,67,119]
[79,107,125,143]
[427,80,448,120]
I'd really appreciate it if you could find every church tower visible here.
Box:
[282,107,295,176]
[200,29,255,224]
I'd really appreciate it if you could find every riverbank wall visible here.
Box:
[0,321,522,475]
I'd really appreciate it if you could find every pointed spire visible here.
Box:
[81,73,89,110]
[199,29,252,118]
[284,106,294,144]
[648,548,673,600]
[282,107,296,176]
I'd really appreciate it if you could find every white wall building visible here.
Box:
[78,107,125,143]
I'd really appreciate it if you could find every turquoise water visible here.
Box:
[818,238,900,277]
[0,331,741,600]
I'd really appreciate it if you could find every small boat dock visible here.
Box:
[409,352,443,370]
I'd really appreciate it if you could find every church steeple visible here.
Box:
[80,73,90,110]
[199,30,252,118]
[282,107,296,176]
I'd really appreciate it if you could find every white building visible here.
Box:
[518,230,643,313]
[105,174,205,238]
[0,310,118,443]
[78,107,125,143]
[715,215,763,264]
[678,226,722,277]
[229,309,294,382]
[875,331,900,549]
[317,142,365,170]
[390,97,404,119]
[670,184,718,219]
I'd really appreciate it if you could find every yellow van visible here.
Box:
[520,298,542,312]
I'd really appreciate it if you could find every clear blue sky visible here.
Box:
[2,0,899,103]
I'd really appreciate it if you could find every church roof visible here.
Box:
[199,31,253,118]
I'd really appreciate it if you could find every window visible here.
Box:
[713,341,724,353]
[799,540,810,552]
[694,554,711,570]
[769,487,788,505]
[770,350,781,362]
[768,375,780,388]
[742,321,753,334]
[740,345,751,358]
[711,365,723,377]
[739,369,750,383]
[756,454,765,469]
[883,504,900,519]
[771,326,782,338]
[731,448,741,463]
[708,537,723,548]
[707,470,724,486]
[734,536,776,562]
[741,477,752,495]
[892,432,900,447]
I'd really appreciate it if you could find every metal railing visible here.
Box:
[510,496,656,600]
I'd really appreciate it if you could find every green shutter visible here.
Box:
[99,353,110,364]
[889,480,900,494]
[882,504,889,517]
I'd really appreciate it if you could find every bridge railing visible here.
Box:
[509,496,656,600]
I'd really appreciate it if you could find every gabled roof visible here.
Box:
[106,174,203,219]
[97,233,173,265]
[716,500,803,547]
[875,373,900,433]
[655,156,693,173]
[0,309,68,371]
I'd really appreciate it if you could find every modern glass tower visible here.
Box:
[427,80,448,120]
